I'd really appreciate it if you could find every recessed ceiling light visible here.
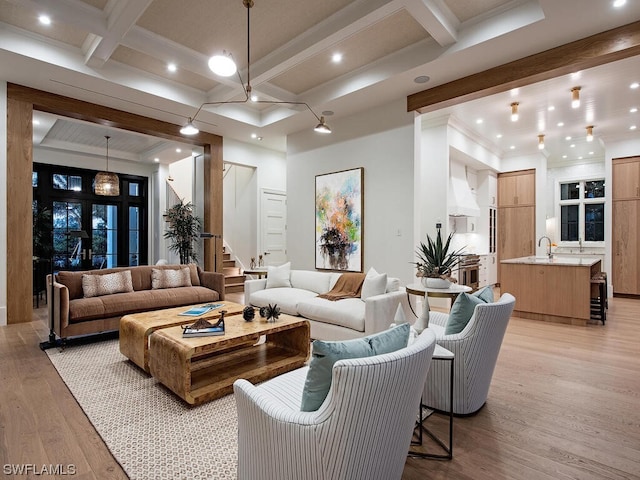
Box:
[510,145,515,150]
[631,125,637,130]
[562,155,568,159]
[589,151,594,155]
[631,107,639,113]
[496,134,503,139]
[250,95,258,102]
[631,82,640,89]
[613,0,627,7]
[38,14,51,25]
[33,119,40,125]
[565,136,572,140]
[578,156,583,160]
[154,158,160,162]
[332,53,342,63]
[167,63,177,72]
[548,106,555,111]
[414,75,430,84]
[476,118,483,124]
[557,122,564,127]
[251,133,257,139]
[570,144,576,148]
[176,149,182,154]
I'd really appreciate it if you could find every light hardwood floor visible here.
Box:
[1,293,639,479]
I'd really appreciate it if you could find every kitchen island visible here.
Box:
[500,256,601,326]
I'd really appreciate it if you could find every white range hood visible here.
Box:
[448,161,481,217]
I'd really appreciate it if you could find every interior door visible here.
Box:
[260,190,287,267]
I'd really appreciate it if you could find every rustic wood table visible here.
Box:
[119,301,245,372]
[148,313,310,405]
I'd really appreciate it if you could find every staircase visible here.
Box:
[223,250,246,294]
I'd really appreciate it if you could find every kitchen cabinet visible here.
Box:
[612,157,640,200]
[612,199,640,295]
[498,169,535,206]
[497,205,535,282]
[478,254,497,287]
[455,216,477,233]
[612,157,640,296]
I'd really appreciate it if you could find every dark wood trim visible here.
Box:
[6,84,223,325]
[407,20,640,113]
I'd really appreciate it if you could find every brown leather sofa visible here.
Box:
[49,264,225,340]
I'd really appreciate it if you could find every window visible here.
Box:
[558,179,605,243]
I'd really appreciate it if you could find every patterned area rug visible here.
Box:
[46,339,238,480]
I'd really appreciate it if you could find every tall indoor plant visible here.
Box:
[164,200,202,264]
[414,227,464,288]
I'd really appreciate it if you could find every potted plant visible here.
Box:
[414,227,465,288]
[164,200,202,264]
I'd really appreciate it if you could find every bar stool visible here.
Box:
[590,272,607,325]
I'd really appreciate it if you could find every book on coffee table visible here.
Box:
[178,303,223,317]
[182,316,225,337]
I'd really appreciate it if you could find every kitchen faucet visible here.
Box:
[538,236,553,259]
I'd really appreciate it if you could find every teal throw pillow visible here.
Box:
[473,286,495,303]
[444,293,485,335]
[300,323,410,412]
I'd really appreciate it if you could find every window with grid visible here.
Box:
[558,179,605,243]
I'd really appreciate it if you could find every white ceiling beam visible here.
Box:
[84,0,153,68]
[400,0,458,46]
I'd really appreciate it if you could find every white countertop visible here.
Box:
[501,256,601,266]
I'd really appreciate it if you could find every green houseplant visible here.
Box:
[414,227,464,287]
[164,200,202,264]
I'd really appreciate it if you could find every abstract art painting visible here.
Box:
[315,168,363,272]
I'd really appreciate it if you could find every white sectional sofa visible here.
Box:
[245,268,404,341]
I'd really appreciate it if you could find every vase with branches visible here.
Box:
[164,200,202,264]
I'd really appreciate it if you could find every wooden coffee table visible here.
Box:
[119,301,245,372]
[148,313,310,405]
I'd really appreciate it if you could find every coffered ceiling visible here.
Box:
[1,0,640,165]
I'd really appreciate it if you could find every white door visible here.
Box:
[260,190,287,266]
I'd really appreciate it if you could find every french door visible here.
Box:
[35,163,147,271]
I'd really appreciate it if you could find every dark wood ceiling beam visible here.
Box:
[407,20,640,113]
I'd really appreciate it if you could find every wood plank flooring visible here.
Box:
[1,293,639,479]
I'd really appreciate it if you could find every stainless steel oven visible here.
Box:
[458,254,480,291]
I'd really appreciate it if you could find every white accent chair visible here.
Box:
[233,329,437,480]
[423,293,515,415]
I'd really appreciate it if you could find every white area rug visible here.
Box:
[46,339,238,480]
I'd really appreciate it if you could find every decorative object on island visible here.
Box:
[182,311,226,337]
[414,226,464,289]
[250,257,256,269]
[315,167,363,272]
[258,254,264,267]
[164,199,202,264]
[179,0,331,137]
[94,136,120,196]
[260,304,281,322]
[242,306,255,322]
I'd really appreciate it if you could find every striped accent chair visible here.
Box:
[423,293,515,415]
[233,329,437,480]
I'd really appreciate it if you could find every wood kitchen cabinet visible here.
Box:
[613,198,640,296]
[612,157,640,200]
[498,169,535,206]
[497,206,535,281]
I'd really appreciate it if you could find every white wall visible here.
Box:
[222,138,286,269]
[0,81,7,325]
[287,101,415,284]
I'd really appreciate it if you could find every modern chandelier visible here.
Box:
[94,135,120,196]
[180,0,331,136]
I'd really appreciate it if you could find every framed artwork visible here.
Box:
[315,167,363,272]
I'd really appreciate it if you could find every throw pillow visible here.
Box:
[82,270,134,298]
[361,267,388,300]
[473,286,495,303]
[151,266,192,289]
[265,262,292,288]
[444,293,485,335]
[300,323,410,412]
